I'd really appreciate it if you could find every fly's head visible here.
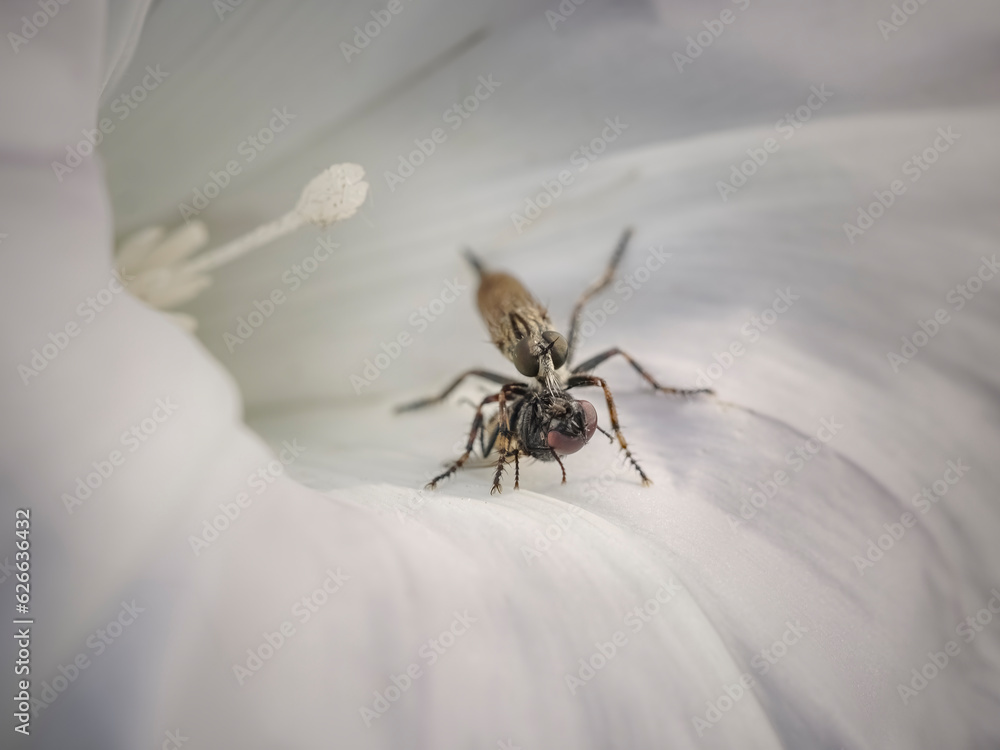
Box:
[512,330,568,378]
[512,330,569,393]
[518,391,598,459]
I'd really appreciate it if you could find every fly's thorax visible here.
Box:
[473,266,569,390]
[475,270,553,362]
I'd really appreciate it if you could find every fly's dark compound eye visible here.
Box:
[513,337,539,376]
[542,331,568,369]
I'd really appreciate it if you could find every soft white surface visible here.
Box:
[2,1,999,748]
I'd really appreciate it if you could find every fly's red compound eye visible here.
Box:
[546,400,598,455]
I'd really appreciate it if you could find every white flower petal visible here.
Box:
[115,223,165,272]
[10,1,1000,749]
[165,310,199,332]
[142,271,212,310]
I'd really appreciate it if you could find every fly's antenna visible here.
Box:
[463,247,487,278]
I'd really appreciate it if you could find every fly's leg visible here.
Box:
[481,420,499,457]
[490,383,525,495]
[491,448,507,495]
[426,393,499,489]
[567,374,651,486]
[572,347,713,397]
[396,370,519,413]
[573,351,809,438]
[491,389,512,495]
[595,424,614,443]
[565,228,633,365]
[550,449,567,484]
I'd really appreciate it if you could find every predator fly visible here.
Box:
[397,228,713,494]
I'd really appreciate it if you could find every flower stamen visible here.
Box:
[115,163,368,330]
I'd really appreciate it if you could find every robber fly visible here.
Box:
[397,228,713,494]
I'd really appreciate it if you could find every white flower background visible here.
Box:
[2,0,1000,748]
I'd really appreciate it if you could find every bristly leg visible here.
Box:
[396,369,518,413]
[425,393,500,489]
[571,347,713,397]
[491,444,508,495]
[571,349,812,439]
[566,228,633,365]
[481,421,499,457]
[595,424,614,443]
[567,374,651,486]
[489,383,525,495]
[513,450,521,490]
[550,449,567,484]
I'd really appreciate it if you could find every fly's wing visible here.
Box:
[475,271,553,365]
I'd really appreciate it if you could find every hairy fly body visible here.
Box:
[397,228,712,494]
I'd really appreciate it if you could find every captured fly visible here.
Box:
[398,228,712,494]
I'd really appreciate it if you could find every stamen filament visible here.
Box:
[178,162,367,277]
[180,210,303,275]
